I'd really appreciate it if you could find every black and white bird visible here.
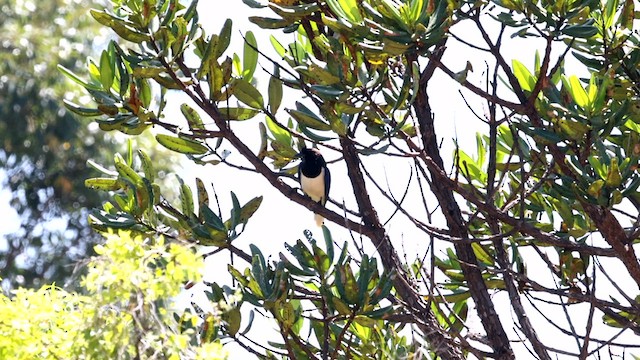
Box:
[296,148,331,226]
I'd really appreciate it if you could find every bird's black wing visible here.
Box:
[323,165,331,206]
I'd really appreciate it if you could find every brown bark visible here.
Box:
[339,136,465,359]
[413,49,514,358]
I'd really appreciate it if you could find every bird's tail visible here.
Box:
[314,213,324,227]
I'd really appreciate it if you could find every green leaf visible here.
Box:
[183,0,199,22]
[269,2,320,19]
[602,308,640,329]
[557,119,589,140]
[268,74,283,113]
[292,102,330,130]
[114,44,131,97]
[326,0,363,23]
[89,210,137,229]
[512,59,535,92]
[202,205,226,232]
[58,65,101,90]
[619,0,635,29]
[476,133,486,167]
[114,153,143,186]
[471,243,494,265]
[588,156,607,180]
[605,158,623,188]
[99,50,115,90]
[178,176,195,218]
[138,78,152,108]
[297,64,341,85]
[95,103,119,116]
[195,177,209,209]
[249,16,290,29]
[562,24,598,38]
[299,123,334,142]
[288,109,331,131]
[269,35,287,58]
[243,31,258,82]
[238,196,263,225]
[604,0,617,28]
[230,191,242,230]
[242,0,266,8]
[457,149,484,182]
[216,19,233,58]
[218,107,260,121]
[358,144,389,156]
[156,134,209,155]
[134,177,153,214]
[181,103,205,130]
[553,198,575,228]
[232,79,264,109]
[266,116,291,146]
[223,307,242,336]
[309,85,344,99]
[531,127,564,143]
[322,225,334,264]
[208,58,230,100]
[85,177,122,191]
[132,66,165,78]
[331,296,352,316]
[90,9,150,43]
[159,0,180,25]
[587,73,598,106]
[63,100,102,117]
[126,139,134,165]
[565,75,589,108]
[137,149,155,182]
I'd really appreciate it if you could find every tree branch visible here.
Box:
[338,135,465,359]
[412,48,515,357]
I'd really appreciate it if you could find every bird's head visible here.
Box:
[295,148,326,166]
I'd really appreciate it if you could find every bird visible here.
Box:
[296,147,331,226]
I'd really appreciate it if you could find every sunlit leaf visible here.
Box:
[156,134,209,155]
[232,78,264,109]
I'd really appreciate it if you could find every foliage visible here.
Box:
[60,0,640,358]
[227,229,403,359]
[0,0,122,289]
[0,231,226,360]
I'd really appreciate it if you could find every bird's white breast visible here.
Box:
[301,168,326,203]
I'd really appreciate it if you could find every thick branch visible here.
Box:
[413,52,514,358]
[582,206,640,289]
[339,136,464,359]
